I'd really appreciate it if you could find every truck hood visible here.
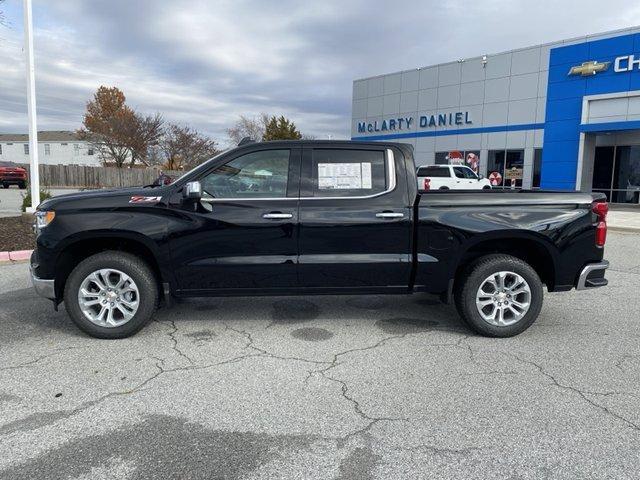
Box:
[38,186,172,211]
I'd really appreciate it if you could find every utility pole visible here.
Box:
[23,0,40,212]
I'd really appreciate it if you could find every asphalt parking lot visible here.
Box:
[0,188,80,217]
[0,232,639,479]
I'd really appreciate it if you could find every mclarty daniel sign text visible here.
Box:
[358,111,472,134]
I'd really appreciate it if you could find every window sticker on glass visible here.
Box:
[317,162,372,190]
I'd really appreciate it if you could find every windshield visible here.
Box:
[176,150,229,185]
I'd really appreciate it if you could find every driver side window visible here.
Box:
[201,149,290,199]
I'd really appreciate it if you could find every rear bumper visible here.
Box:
[30,262,56,300]
[576,260,609,290]
[1,178,26,184]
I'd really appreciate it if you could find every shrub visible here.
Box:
[21,189,53,212]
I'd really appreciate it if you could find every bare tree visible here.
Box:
[159,124,220,170]
[226,113,269,146]
[125,112,164,167]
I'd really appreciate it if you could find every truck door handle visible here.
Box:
[262,212,293,219]
[376,212,404,219]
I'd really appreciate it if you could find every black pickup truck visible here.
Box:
[30,140,609,339]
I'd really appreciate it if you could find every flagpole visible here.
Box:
[23,0,40,212]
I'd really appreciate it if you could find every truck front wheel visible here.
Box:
[454,254,543,337]
[63,251,159,339]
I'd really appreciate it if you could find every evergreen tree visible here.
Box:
[262,115,303,141]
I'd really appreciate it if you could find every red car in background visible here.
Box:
[0,163,27,189]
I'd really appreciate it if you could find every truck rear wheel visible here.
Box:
[454,254,543,337]
[63,251,158,339]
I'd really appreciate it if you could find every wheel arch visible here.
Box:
[53,231,169,301]
[451,232,559,293]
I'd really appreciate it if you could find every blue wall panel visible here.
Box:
[541,32,640,190]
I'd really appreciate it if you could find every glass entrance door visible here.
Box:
[592,145,640,204]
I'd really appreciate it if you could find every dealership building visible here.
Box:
[351,27,640,203]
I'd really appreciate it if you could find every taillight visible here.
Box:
[592,201,608,248]
[423,178,431,191]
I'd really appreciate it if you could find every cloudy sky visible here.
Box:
[1,0,639,145]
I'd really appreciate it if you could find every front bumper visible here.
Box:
[30,263,55,300]
[576,260,609,290]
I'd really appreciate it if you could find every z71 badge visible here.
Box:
[129,196,162,204]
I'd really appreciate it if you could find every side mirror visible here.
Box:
[478,174,484,180]
[183,181,202,200]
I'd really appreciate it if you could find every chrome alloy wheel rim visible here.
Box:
[475,271,531,326]
[78,269,140,327]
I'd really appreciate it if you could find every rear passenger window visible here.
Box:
[311,149,387,197]
[453,167,478,179]
[418,166,449,178]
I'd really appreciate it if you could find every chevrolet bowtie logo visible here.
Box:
[568,60,611,76]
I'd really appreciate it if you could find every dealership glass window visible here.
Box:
[487,150,505,187]
[592,146,615,201]
[434,150,481,174]
[23,144,29,155]
[201,149,290,199]
[88,147,95,156]
[434,152,448,165]
[488,149,524,188]
[44,144,51,155]
[505,150,524,188]
[532,149,542,188]
[311,149,386,197]
[612,146,640,204]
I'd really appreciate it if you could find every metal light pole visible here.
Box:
[23,0,40,212]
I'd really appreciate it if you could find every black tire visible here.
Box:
[2,183,8,189]
[454,254,543,337]
[439,186,450,190]
[63,251,158,339]
[482,185,491,190]
[19,182,27,189]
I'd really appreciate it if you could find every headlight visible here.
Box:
[35,210,56,231]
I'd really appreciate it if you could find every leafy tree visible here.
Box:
[262,115,302,141]
[79,86,133,167]
[79,86,163,168]
[160,124,220,170]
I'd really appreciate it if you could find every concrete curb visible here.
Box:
[0,249,33,264]
[609,226,640,234]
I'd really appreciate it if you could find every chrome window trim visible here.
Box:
[202,148,396,202]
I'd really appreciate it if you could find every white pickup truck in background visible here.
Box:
[416,165,492,190]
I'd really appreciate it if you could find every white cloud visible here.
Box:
[0,0,639,141]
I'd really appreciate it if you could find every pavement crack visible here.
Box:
[399,443,483,457]
[506,353,640,433]
[223,323,331,367]
[0,347,82,372]
[159,319,194,365]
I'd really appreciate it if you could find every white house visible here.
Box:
[0,131,102,166]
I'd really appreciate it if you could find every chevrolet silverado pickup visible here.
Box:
[30,140,609,339]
